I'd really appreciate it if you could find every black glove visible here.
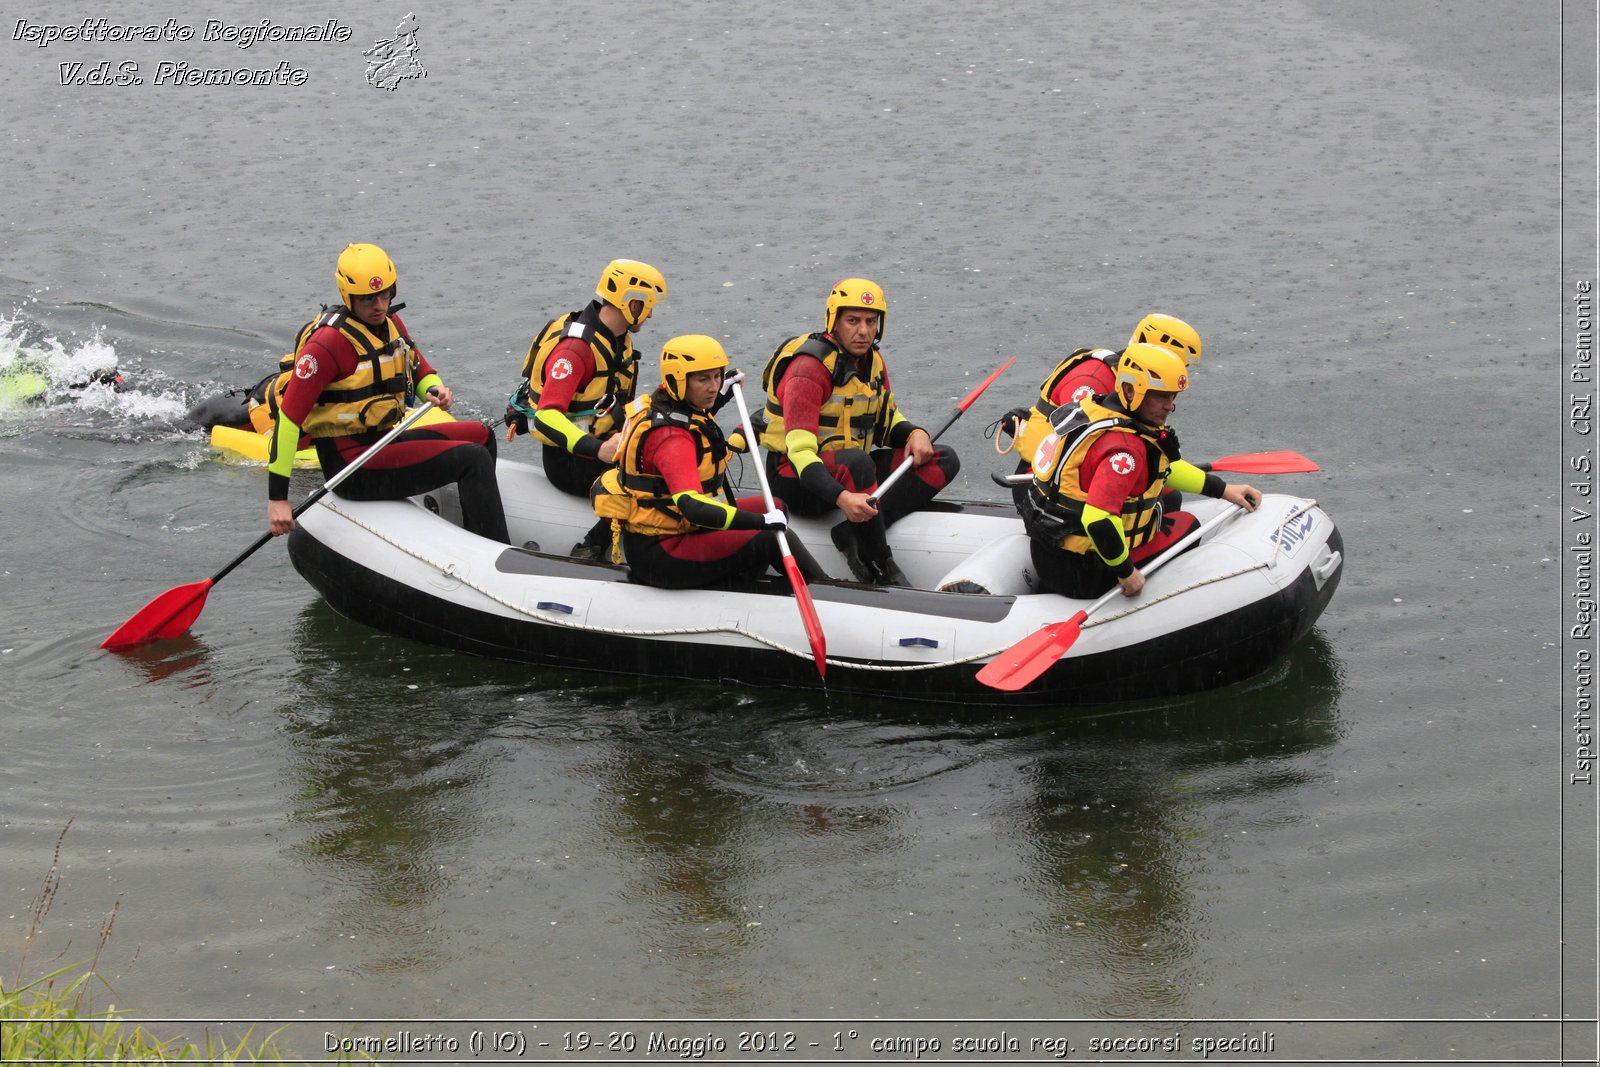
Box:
[504,403,530,438]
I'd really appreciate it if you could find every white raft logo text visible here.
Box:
[1268,510,1316,556]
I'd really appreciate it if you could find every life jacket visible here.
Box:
[296,307,420,438]
[249,308,397,437]
[513,302,638,445]
[1021,394,1180,555]
[1014,348,1120,461]
[246,371,284,434]
[591,391,730,537]
[757,333,891,454]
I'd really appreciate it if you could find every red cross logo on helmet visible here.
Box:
[368,276,384,291]
[1176,373,1188,389]
[857,291,875,306]
[1109,451,1137,476]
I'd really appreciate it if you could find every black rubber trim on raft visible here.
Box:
[286,525,1340,708]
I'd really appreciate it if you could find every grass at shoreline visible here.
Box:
[3,819,384,1065]
[1,968,312,1064]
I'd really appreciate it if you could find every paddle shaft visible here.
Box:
[102,399,441,652]
[867,355,1016,506]
[729,386,791,555]
[729,380,827,678]
[1071,504,1243,622]
[125,399,438,627]
[215,400,440,582]
[1074,503,1246,631]
[1122,502,1242,582]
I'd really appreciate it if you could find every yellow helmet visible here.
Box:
[335,243,398,309]
[659,334,729,401]
[1127,312,1201,365]
[1115,342,1190,411]
[596,259,666,327]
[825,277,887,340]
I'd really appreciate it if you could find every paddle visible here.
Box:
[992,449,1318,489]
[101,399,440,650]
[866,355,1017,506]
[974,504,1244,692]
[1198,450,1319,475]
[729,380,828,680]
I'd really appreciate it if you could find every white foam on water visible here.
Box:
[0,309,189,422]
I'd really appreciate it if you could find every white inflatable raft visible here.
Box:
[286,458,1342,706]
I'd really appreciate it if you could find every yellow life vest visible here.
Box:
[1014,348,1119,461]
[1023,395,1177,555]
[249,314,327,435]
[298,308,419,438]
[591,392,730,537]
[757,334,892,455]
[519,304,638,446]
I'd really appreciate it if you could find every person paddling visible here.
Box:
[757,278,960,586]
[998,312,1202,508]
[1021,343,1259,599]
[590,334,830,589]
[266,243,508,543]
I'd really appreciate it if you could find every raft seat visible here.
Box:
[933,533,1037,596]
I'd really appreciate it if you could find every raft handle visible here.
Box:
[1311,549,1341,590]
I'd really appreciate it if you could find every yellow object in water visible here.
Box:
[209,406,455,465]
[0,369,52,404]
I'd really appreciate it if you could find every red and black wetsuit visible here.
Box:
[272,311,509,544]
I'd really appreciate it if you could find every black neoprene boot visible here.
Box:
[830,521,876,583]
[873,553,911,588]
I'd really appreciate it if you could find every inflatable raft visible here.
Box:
[285,457,1342,706]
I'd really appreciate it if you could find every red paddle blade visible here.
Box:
[1208,450,1320,475]
[955,354,1017,411]
[975,611,1087,692]
[782,554,828,679]
[100,579,214,650]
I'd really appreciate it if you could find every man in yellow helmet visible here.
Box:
[1022,343,1259,599]
[508,259,666,558]
[757,278,961,586]
[590,335,829,588]
[1001,313,1203,504]
[266,243,509,544]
